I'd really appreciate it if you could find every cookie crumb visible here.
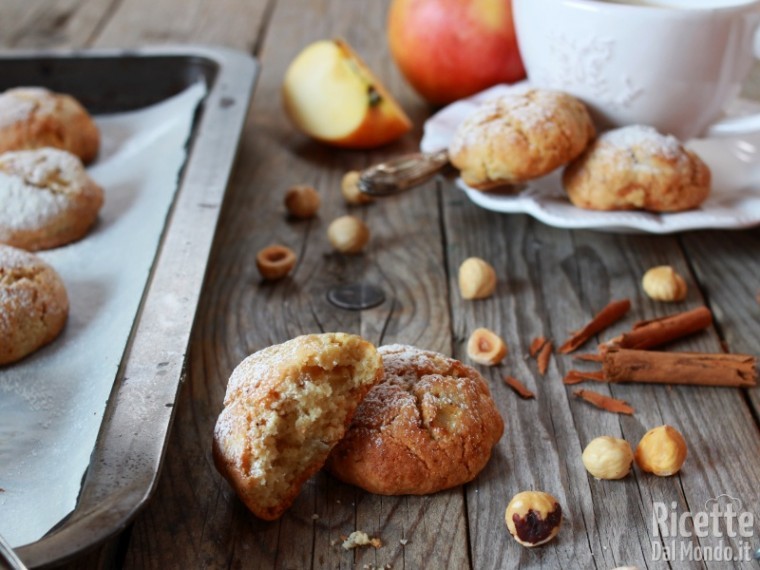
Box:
[342,531,382,550]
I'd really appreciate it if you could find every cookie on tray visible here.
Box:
[213,332,383,520]
[563,125,711,212]
[0,244,69,366]
[326,344,504,495]
[0,147,105,251]
[0,87,100,164]
[448,88,595,190]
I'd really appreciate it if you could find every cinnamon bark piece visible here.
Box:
[558,299,631,354]
[573,389,635,415]
[603,347,757,388]
[604,306,712,351]
[503,376,535,399]
[537,341,553,375]
[563,370,605,385]
[529,336,547,357]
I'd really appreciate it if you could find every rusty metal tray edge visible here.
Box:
[1,45,258,568]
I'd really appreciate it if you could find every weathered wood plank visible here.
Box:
[679,229,760,424]
[442,201,609,569]
[91,0,270,51]
[0,0,118,49]
[442,181,760,570]
[121,0,469,567]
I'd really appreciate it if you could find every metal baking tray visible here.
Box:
[0,46,258,568]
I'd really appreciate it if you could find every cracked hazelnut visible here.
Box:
[505,491,562,547]
[642,266,687,302]
[635,425,687,476]
[582,436,634,480]
[458,257,497,300]
[327,215,369,253]
[467,327,507,366]
[284,184,320,219]
[341,170,373,205]
[256,244,297,280]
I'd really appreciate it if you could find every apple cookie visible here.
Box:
[326,344,504,495]
[0,244,68,366]
[213,332,383,520]
[563,125,711,212]
[448,88,595,189]
[0,147,105,251]
[0,87,100,163]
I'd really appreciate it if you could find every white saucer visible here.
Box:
[420,84,760,233]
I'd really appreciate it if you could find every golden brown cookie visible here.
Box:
[0,148,105,251]
[326,344,504,495]
[213,333,383,520]
[0,244,68,366]
[563,125,711,212]
[0,87,100,163]
[448,88,595,189]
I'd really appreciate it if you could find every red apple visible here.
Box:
[388,0,526,106]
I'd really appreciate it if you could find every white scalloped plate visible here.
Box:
[421,84,760,233]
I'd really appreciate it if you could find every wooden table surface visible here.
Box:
[2,1,760,569]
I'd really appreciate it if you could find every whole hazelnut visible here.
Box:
[505,491,562,547]
[635,425,687,476]
[327,215,370,253]
[284,184,320,219]
[582,436,634,480]
[458,257,497,300]
[467,327,508,366]
[256,244,297,280]
[341,170,373,205]
[642,266,687,302]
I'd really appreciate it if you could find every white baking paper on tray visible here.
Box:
[0,82,207,547]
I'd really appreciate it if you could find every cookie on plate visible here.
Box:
[0,87,100,164]
[563,125,711,212]
[213,332,383,520]
[448,88,595,190]
[326,344,504,495]
[0,244,69,366]
[0,147,105,251]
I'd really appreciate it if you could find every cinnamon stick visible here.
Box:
[559,299,631,354]
[503,376,535,399]
[603,306,712,351]
[537,341,553,375]
[529,336,547,357]
[603,347,757,388]
[573,389,635,415]
[563,370,606,385]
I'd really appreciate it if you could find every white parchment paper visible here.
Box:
[0,82,207,547]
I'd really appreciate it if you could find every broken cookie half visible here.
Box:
[213,332,383,520]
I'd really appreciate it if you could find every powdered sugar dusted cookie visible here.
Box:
[327,344,504,495]
[0,244,68,365]
[563,125,711,212]
[448,88,595,189]
[0,148,104,251]
[0,87,100,163]
[213,333,383,520]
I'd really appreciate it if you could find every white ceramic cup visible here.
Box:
[513,0,760,140]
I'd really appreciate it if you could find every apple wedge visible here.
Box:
[283,39,412,149]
